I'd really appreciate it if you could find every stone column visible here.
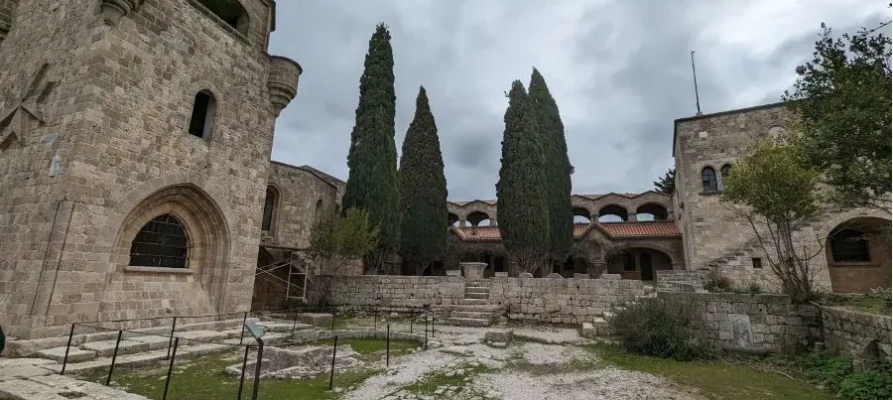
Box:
[627,213,637,222]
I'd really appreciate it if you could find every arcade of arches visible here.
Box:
[825,217,891,293]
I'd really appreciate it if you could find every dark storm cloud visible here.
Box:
[268,0,886,201]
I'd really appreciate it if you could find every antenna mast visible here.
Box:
[690,50,702,116]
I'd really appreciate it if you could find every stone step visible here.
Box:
[37,346,97,363]
[80,339,151,358]
[459,299,489,306]
[53,343,231,375]
[256,321,312,333]
[580,322,596,338]
[451,311,493,320]
[446,317,492,327]
[602,311,615,320]
[8,317,255,358]
[431,304,499,313]
[464,287,489,294]
[222,332,290,346]
[175,330,229,345]
[592,316,609,328]
[464,292,489,300]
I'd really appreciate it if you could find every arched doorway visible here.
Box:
[826,217,891,293]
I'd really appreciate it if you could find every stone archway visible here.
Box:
[824,216,891,293]
[101,184,230,322]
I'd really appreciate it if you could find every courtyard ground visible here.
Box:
[57,315,835,400]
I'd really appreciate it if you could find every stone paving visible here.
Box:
[0,358,149,400]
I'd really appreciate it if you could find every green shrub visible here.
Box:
[745,281,763,294]
[838,365,892,400]
[704,271,733,292]
[797,349,892,400]
[609,297,702,361]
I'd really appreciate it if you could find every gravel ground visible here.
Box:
[339,324,705,400]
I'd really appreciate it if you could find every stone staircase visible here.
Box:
[19,315,329,375]
[581,283,656,337]
[443,280,499,327]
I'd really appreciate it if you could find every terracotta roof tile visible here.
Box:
[598,222,680,238]
[452,221,680,241]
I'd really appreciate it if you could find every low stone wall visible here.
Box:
[309,275,466,310]
[658,291,822,353]
[311,275,643,325]
[820,306,892,362]
[656,269,708,291]
[489,277,644,324]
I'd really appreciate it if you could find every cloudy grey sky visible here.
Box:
[268,0,888,201]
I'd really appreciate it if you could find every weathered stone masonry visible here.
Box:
[310,275,644,325]
[820,306,892,362]
[658,291,823,353]
[0,0,298,339]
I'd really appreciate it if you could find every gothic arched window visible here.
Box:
[129,214,189,268]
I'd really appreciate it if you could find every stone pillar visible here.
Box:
[490,217,497,226]
[460,262,487,280]
[627,213,637,222]
[671,261,685,270]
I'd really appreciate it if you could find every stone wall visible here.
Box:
[490,277,644,324]
[264,162,344,251]
[658,291,822,353]
[655,269,708,290]
[0,0,15,42]
[309,275,643,325]
[820,306,892,361]
[311,275,467,309]
[0,0,294,339]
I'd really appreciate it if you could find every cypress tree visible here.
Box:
[398,87,448,275]
[342,23,400,270]
[528,68,573,269]
[496,80,550,275]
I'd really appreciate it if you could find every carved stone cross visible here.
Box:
[0,63,56,149]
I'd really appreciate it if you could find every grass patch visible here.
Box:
[78,350,378,400]
[312,337,422,361]
[404,363,493,394]
[822,294,891,315]
[588,344,835,400]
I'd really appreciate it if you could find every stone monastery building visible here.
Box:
[0,0,889,340]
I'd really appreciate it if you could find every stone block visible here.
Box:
[494,272,508,277]
[298,313,334,327]
[602,274,621,280]
[547,273,563,279]
[484,329,513,343]
[519,273,533,278]
[573,273,590,279]
[446,270,461,277]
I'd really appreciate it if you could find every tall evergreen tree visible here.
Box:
[496,80,550,275]
[342,23,400,271]
[654,168,675,194]
[528,68,573,269]
[398,87,448,275]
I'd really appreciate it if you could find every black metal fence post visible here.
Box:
[292,311,299,333]
[409,315,413,335]
[166,316,177,360]
[251,338,264,400]
[162,338,179,400]
[386,325,390,367]
[237,345,250,400]
[373,308,377,331]
[239,312,248,345]
[431,315,435,337]
[60,323,75,375]
[105,330,123,385]
[328,336,339,390]
[424,315,428,350]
